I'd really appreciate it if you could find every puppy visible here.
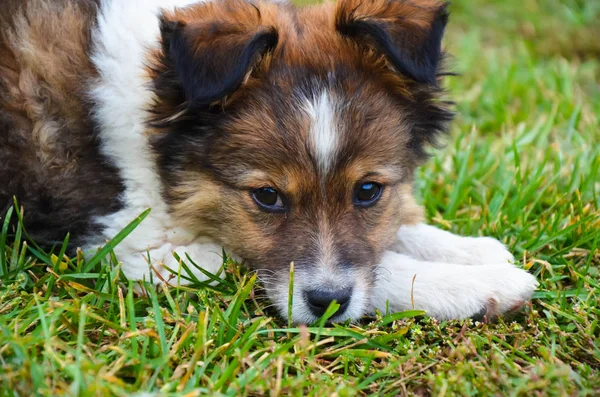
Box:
[0,0,537,324]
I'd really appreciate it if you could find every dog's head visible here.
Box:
[149,0,452,323]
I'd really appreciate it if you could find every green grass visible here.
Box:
[1,0,599,395]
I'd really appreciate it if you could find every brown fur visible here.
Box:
[0,0,123,246]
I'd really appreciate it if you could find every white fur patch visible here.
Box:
[305,91,339,175]
[88,0,224,282]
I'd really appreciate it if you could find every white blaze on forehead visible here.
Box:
[305,91,339,175]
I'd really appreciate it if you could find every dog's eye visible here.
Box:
[252,187,285,211]
[354,182,383,206]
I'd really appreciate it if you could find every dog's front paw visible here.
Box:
[425,265,538,321]
[155,242,226,284]
[371,252,538,322]
[118,241,226,285]
[469,266,539,322]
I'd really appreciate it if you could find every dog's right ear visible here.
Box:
[153,1,278,113]
[159,19,278,107]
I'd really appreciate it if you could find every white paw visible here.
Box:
[471,264,538,320]
[419,265,538,321]
[118,241,226,285]
[163,242,225,281]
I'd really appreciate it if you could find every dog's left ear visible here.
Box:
[336,0,449,86]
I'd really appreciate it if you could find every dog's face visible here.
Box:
[149,0,452,323]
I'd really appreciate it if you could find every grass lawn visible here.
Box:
[1,0,599,395]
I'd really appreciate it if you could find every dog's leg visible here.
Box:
[117,240,226,285]
[391,223,515,266]
[91,209,228,285]
[370,251,538,320]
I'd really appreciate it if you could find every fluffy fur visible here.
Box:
[0,0,537,324]
[0,0,123,247]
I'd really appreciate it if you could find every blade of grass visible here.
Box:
[288,262,294,329]
[0,206,13,277]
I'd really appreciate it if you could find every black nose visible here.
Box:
[304,287,353,318]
